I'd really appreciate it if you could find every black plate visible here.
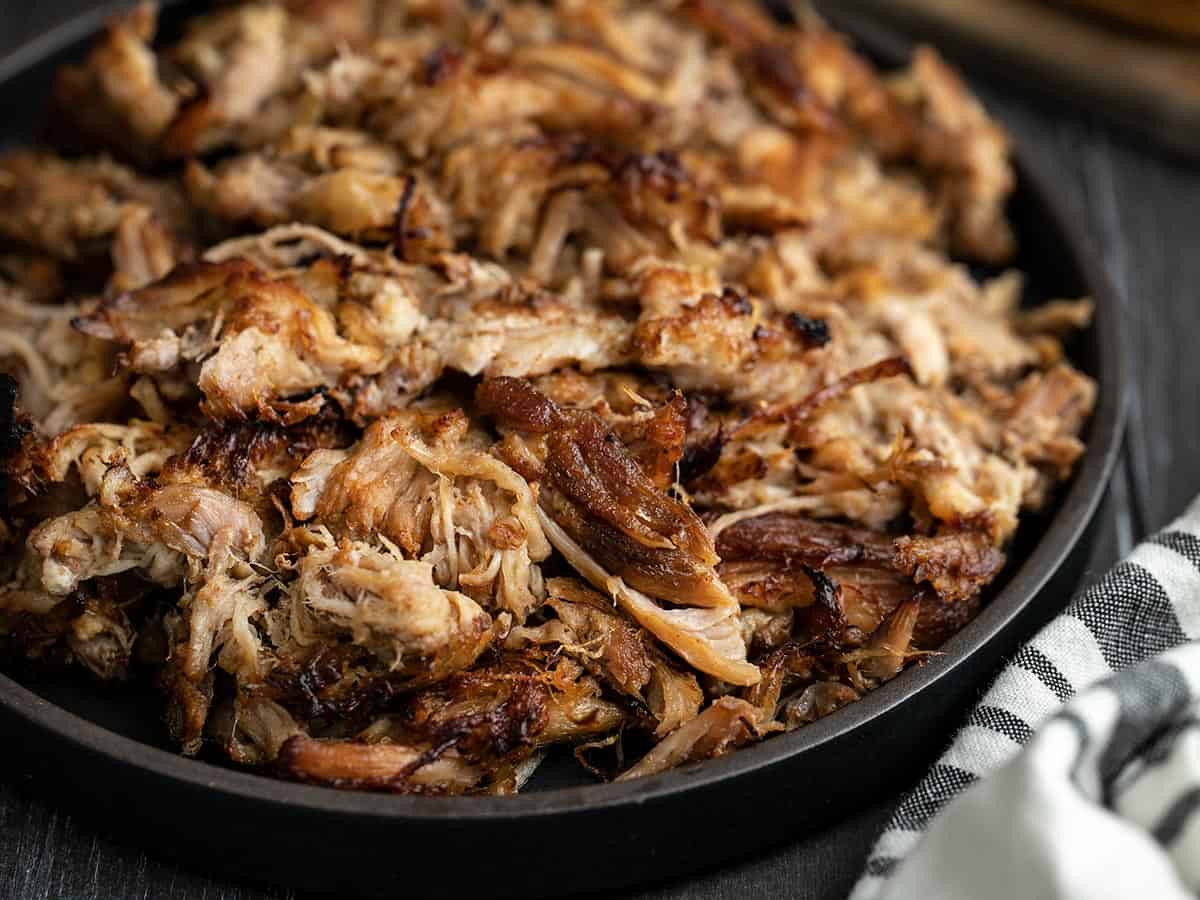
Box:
[0,5,1127,897]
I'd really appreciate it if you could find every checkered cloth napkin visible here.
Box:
[852,495,1200,900]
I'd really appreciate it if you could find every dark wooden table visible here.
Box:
[1,3,1196,899]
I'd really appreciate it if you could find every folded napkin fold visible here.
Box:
[852,496,1200,900]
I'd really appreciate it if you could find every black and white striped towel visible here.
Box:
[852,495,1200,900]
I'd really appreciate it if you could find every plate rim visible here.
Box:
[0,1,1129,824]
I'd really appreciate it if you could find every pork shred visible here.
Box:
[0,0,1094,792]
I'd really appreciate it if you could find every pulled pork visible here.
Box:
[0,0,1095,793]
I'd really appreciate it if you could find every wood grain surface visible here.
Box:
[1,3,1198,899]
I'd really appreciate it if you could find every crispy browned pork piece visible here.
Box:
[266,652,628,794]
[478,376,759,687]
[509,578,704,739]
[71,240,637,425]
[288,404,551,620]
[0,0,1097,792]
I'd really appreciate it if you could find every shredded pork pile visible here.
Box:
[0,0,1096,793]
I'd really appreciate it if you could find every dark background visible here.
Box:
[0,2,1196,898]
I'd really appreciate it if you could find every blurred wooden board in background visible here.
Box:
[818,0,1200,158]
[1064,0,1200,39]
